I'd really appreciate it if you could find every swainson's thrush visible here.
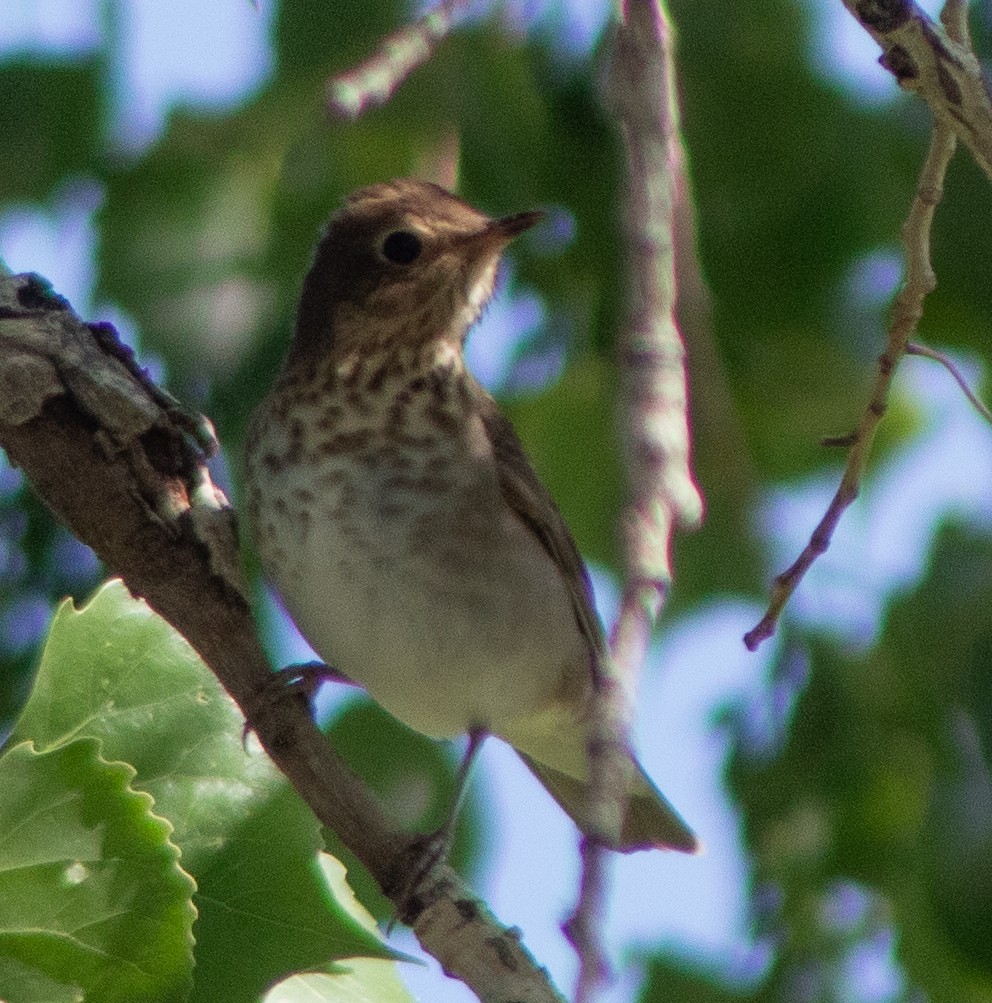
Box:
[246,179,696,853]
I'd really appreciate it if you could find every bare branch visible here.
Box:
[939,0,971,47]
[568,0,704,996]
[0,272,565,1003]
[841,0,992,181]
[744,124,957,650]
[326,0,469,120]
[906,341,992,424]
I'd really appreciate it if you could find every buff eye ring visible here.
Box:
[381,230,423,264]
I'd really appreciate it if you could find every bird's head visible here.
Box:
[291,178,542,365]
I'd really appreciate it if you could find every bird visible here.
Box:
[245,178,697,854]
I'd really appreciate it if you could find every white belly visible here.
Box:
[250,398,586,740]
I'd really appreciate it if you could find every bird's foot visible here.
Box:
[242,661,355,744]
[277,660,354,700]
[385,826,456,928]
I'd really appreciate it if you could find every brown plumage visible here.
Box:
[246,178,696,852]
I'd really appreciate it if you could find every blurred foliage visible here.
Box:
[2,0,992,1000]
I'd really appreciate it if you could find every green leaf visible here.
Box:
[9,580,397,1003]
[263,962,416,1003]
[187,787,397,1003]
[262,854,416,1003]
[0,739,196,1003]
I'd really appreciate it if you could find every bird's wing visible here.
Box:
[477,385,700,854]
[476,386,606,664]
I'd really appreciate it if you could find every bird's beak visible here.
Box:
[455,211,545,256]
[491,210,545,239]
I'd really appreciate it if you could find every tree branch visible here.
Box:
[841,0,992,181]
[905,341,992,424]
[0,271,565,1003]
[326,0,469,120]
[744,122,957,650]
[567,0,704,996]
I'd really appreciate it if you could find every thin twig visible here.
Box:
[906,342,992,424]
[570,0,703,998]
[326,0,469,120]
[744,123,957,651]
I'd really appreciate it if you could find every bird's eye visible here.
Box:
[381,230,423,265]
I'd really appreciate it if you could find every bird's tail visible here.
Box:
[516,749,698,853]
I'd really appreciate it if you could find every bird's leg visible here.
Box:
[416,725,487,859]
[387,727,488,924]
[442,725,487,837]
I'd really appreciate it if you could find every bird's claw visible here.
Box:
[385,826,456,929]
[241,661,353,746]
